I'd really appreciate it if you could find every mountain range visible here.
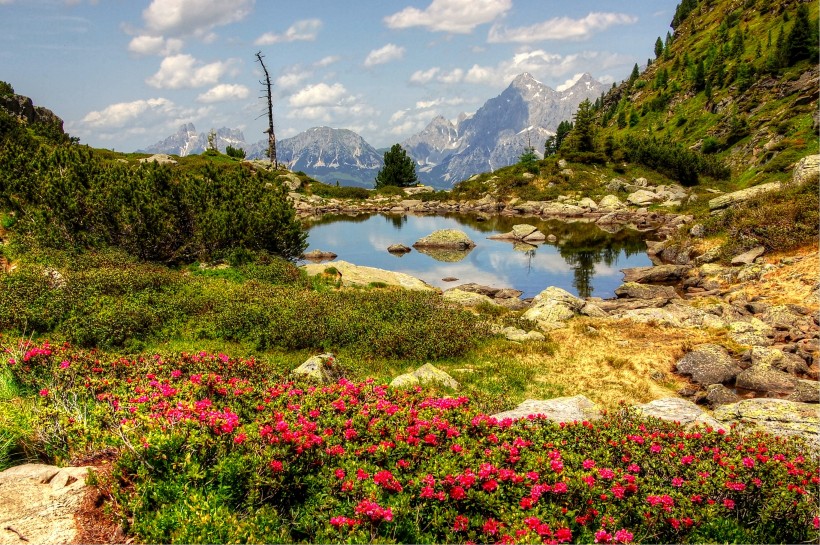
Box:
[140,72,606,188]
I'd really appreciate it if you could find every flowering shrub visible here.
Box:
[5,341,819,544]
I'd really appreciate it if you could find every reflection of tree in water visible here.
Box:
[385,214,408,230]
[302,212,376,228]
[556,227,646,298]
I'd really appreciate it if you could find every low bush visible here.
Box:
[3,343,817,544]
[308,182,371,200]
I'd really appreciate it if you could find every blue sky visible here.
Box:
[0,0,679,152]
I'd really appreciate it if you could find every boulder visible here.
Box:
[634,397,722,429]
[708,182,782,210]
[704,384,740,407]
[730,246,765,266]
[403,185,436,195]
[675,344,742,386]
[387,244,411,254]
[626,189,660,206]
[0,464,91,545]
[612,307,683,327]
[413,229,475,249]
[597,194,627,211]
[278,172,302,191]
[578,197,598,210]
[443,289,498,307]
[523,286,584,330]
[138,153,178,165]
[301,249,337,261]
[492,395,602,423]
[615,282,679,301]
[735,365,797,395]
[301,260,436,291]
[414,246,473,262]
[500,327,546,342]
[713,399,820,449]
[728,319,774,347]
[792,154,819,186]
[390,363,459,390]
[292,353,342,383]
[621,265,690,283]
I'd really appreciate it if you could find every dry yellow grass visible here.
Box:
[741,245,819,306]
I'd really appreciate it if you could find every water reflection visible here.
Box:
[303,213,652,299]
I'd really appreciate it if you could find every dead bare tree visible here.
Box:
[255,51,277,167]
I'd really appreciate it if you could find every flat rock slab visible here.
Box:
[492,395,602,423]
[621,265,690,283]
[713,398,820,450]
[730,246,765,266]
[635,397,722,429]
[302,260,436,291]
[708,182,782,210]
[0,464,90,545]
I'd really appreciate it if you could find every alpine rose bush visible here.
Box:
[5,341,819,544]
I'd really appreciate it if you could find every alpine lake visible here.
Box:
[303,213,654,299]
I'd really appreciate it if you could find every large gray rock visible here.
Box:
[413,229,475,249]
[292,353,342,383]
[597,194,627,211]
[443,289,498,307]
[635,397,722,429]
[615,282,679,301]
[792,154,819,186]
[612,307,683,327]
[713,399,820,450]
[500,327,546,342]
[675,344,742,386]
[390,363,459,390]
[139,153,178,165]
[302,260,436,291]
[626,189,661,206]
[788,379,820,403]
[522,286,584,330]
[728,319,774,347]
[730,246,765,266]
[621,265,690,283]
[0,464,91,545]
[735,365,797,395]
[492,395,601,423]
[704,384,740,407]
[708,182,782,210]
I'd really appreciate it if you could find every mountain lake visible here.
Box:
[303,213,654,299]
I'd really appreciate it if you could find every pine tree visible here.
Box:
[555,120,573,150]
[628,63,640,84]
[375,144,417,188]
[785,3,813,64]
[563,99,596,153]
[655,36,664,59]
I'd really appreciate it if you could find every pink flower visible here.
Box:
[450,486,466,500]
[233,433,246,444]
[583,459,596,469]
[551,459,564,473]
[742,457,755,469]
[453,515,469,532]
[38,388,49,397]
[554,527,572,543]
[594,529,612,543]
[483,518,501,535]
[334,468,346,479]
[672,477,684,487]
[482,479,498,492]
[723,498,735,510]
[59,360,70,369]
[269,460,283,472]
[598,468,615,479]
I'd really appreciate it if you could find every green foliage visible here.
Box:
[0,141,307,262]
[0,81,13,97]
[375,144,417,189]
[225,145,246,159]
[518,146,539,174]
[671,0,699,29]
[561,99,596,154]
[784,3,815,64]
[622,135,729,185]
[628,64,640,84]
[308,181,370,200]
[654,36,664,59]
[554,120,572,151]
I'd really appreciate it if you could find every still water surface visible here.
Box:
[304,213,653,299]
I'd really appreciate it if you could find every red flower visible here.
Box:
[482,518,501,535]
[453,515,469,532]
[482,479,498,492]
[38,388,49,397]
[723,498,735,510]
[269,460,283,472]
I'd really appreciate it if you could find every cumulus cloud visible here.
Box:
[409,67,440,85]
[488,12,638,43]
[196,83,250,103]
[385,0,511,34]
[81,97,177,129]
[146,54,234,89]
[415,97,465,109]
[127,35,183,56]
[363,43,405,68]
[288,82,347,108]
[555,73,585,92]
[142,0,254,38]
[275,70,311,92]
[315,55,341,67]
[255,19,322,45]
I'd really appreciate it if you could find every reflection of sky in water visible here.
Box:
[304,214,652,299]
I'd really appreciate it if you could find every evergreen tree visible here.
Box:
[628,63,640,84]
[563,99,596,153]
[693,59,706,91]
[785,3,813,64]
[664,32,674,59]
[518,146,539,173]
[555,120,573,150]
[375,144,417,188]
[544,136,557,157]
[655,36,664,59]
[617,109,627,129]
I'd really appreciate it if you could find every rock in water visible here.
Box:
[413,229,475,249]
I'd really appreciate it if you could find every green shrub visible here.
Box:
[308,182,371,200]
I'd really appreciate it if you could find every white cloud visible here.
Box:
[275,70,311,91]
[127,35,183,56]
[146,54,234,89]
[363,43,405,68]
[81,97,177,129]
[288,82,347,108]
[315,55,341,67]
[437,68,464,84]
[385,0,511,34]
[196,83,250,103]
[488,12,638,43]
[142,0,254,37]
[556,73,585,92]
[409,67,440,85]
[255,18,322,45]
[415,97,465,109]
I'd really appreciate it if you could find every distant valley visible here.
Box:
[141,72,605,188]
